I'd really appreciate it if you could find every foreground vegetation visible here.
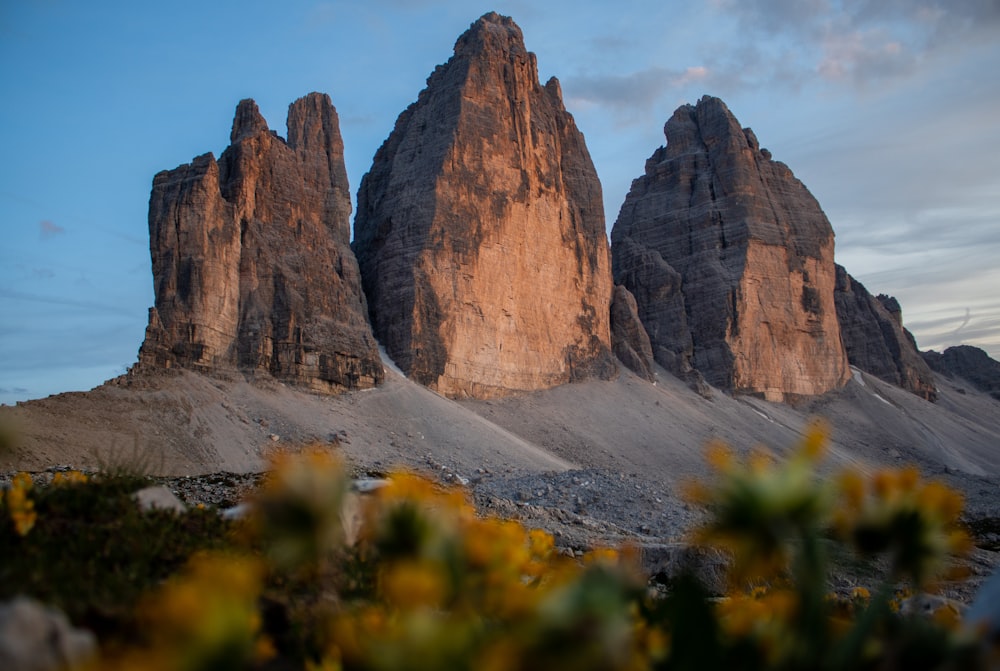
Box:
[1,422,996,670]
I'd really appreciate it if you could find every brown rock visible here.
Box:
[611,96,849,402]
[139,95,383,393]
[353,12,615,399]
[610,285,655,381]
[834,265,937,401]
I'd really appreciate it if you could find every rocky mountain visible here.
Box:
[611,96,850,402]
[924,345,1000,401]
[834,265,937,400]
[138,94,383,393]
[353,12,615,399]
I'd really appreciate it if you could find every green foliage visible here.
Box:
[0,473,232,645]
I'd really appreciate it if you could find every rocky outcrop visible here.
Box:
[611,96,849,402]
[139,95,383,393]
[923,346,1000,401]
[610,285,655,382]
[353,12,615,399]
[834,265,937,401]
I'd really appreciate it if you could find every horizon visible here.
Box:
[1,1,998,404]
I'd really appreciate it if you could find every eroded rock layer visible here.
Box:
[353,12,615,399]
[834,265,937,401]
[611,96,849,402]
[139,95,383,393]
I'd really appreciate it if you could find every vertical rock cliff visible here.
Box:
[139,94,383,393]
[834,265,937,400]
[353,12,615,399]
[611,96,850,402]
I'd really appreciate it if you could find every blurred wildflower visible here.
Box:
[110,551,269,671]
[51,470,89,486]
[5,471,37,536]
[833,465,970,587]
[689,420,833,582]
[250,446,350,571]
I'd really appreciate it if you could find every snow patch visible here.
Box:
[873,393,892,406]
[379,345,406,377]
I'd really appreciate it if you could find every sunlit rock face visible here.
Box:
[612,96,850,402]
[834,265,937,401]
[140,94,383,393]
[353,12,615,399]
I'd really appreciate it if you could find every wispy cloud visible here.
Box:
[0,287,135,318]
[565,66,711,121]
[710,0,1000,90]
[39,220,65,238]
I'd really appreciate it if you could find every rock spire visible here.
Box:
[611,96,850,402]
[139,94,383,393]
[353,12,615,399]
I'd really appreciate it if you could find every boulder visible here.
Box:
[0,597,96,671]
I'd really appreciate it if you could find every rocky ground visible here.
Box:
[2,358,999,603]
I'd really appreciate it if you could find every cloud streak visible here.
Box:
[39,220,65,238]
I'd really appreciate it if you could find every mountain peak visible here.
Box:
[353,11,614,399]
[230,98,269,143]
[613,99,848,401]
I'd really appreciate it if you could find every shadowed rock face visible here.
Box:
[834,265,937,401]
[353,12,615,399]
[139,94,383,393]
[610,285,655,382]
[611,96,850,402]
[924,345,1000,401]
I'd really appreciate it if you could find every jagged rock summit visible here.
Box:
[924,345,1000,401]
[353,12,615,399]
[139,94,383,393]
[611,96,851,402]
[834,265,937,401]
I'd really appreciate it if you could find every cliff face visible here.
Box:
[834,265,937,401]
[611,96,850,402]
[139,94,383,393]
[353,12,615,399]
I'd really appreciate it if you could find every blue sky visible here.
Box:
[1,0,998,404]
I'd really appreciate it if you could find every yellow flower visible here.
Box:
[5,472,36,536]
[833,465,968,586]
[133,551,266,670]
[252,445,350,570]
[379,560,448,610]
[799,418,829,461]
[51,470,88,486]
[705,440,735,472]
